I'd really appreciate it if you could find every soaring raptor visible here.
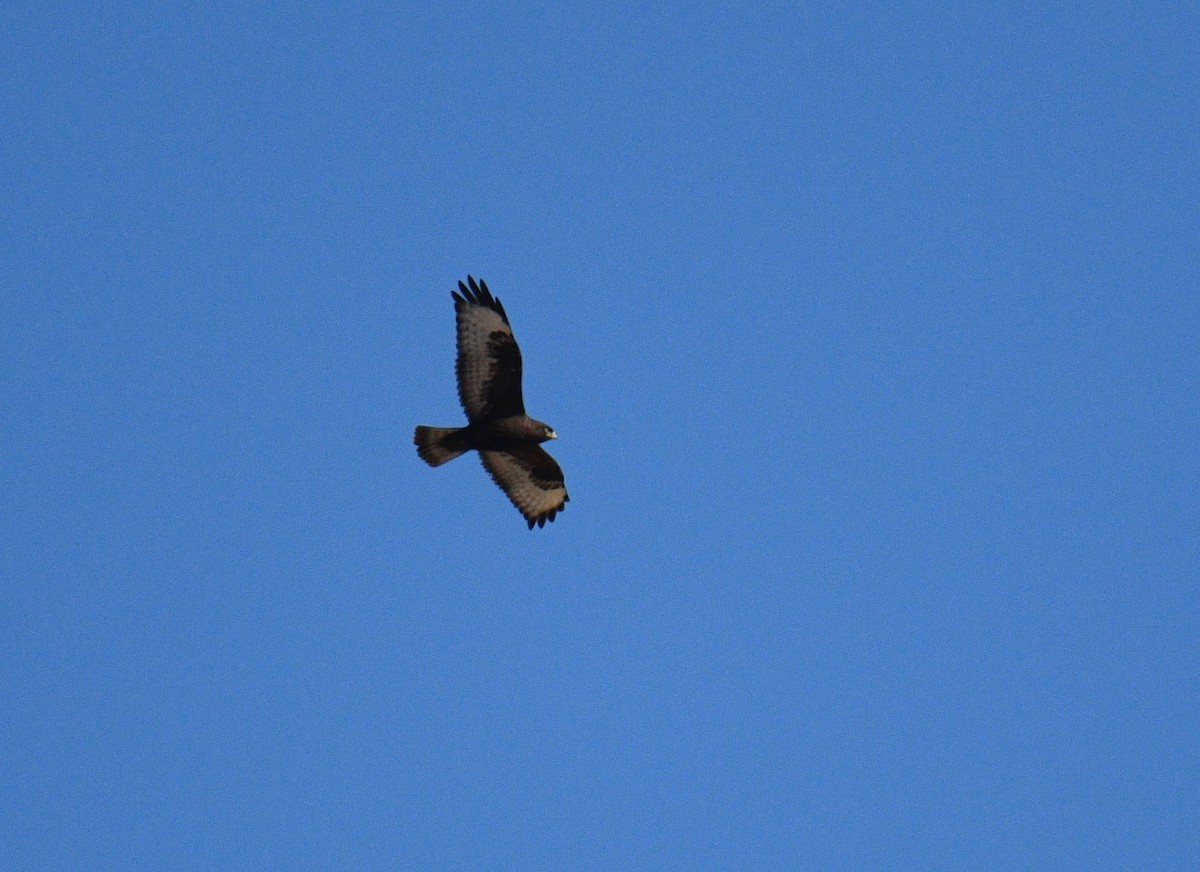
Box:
[414,276,568,529]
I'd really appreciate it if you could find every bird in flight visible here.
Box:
[414,276,568,529]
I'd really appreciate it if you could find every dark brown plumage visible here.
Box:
[414,276,568,529]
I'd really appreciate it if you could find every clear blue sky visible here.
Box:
[3,4,1197,869]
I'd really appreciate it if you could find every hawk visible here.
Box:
[414,276,569,529]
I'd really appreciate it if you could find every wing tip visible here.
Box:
[455,275,508,323]
[525,502,565,530]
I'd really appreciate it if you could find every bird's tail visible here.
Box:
[414,426,469,467]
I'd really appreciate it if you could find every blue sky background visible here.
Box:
[3,3,1197,869]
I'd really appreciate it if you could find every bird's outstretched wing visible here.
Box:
[479,445,569,529]
[453,276,524,422]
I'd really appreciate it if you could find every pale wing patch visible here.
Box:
[480,447,569,529]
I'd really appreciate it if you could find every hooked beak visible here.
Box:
[547,430,558,439]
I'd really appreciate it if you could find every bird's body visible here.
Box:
[414,277,568,529]
[414,416,555,466]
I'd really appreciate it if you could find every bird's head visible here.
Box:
[530,419,557,442]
